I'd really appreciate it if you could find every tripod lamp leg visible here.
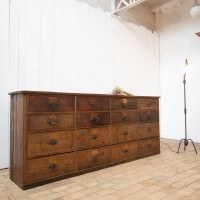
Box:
[177,139,185,153]
[188,139,198,154]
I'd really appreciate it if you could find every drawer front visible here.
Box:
[28,130,73,157]
[138,110,159,123]
[76,112,110,128]
[28,95,75,112]
[111,97,137,110]
[76,147,111,170]
[111,111,137,125]
[111,142,138,162]
[137,98,159,110]
[76,96,110,111]
[28,113,75,132]
[138,138,160,155]
[111,124,138,144]
[137,123,159,140]
[26,152,75,182]
[74,127,111,150]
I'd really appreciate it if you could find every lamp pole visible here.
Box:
[177,59,197,154]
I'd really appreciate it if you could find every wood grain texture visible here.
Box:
[111,124,138,144]
[27,130,74,158]
[9,91,160,189]
[10,94,25,188]
[74,127,111,150]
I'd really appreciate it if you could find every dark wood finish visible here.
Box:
[28,95,75,112]
[111,111,137,125]
[111,124,137,144]
[111,97,137,110]
[76,96,110,111]
[137,98,159,110]
[10,94,26,189]
[137,123,159,140]
[111,142,138,162]
[137,110,159,123]
[27,152,75,182]
[27,130,73,158]
[76,112,110,128]
[76,146,111,170]
[138,138,160,155]
[9,91,160,189]
[74,127,111,150]
[28,113,75,132]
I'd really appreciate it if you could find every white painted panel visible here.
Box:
[10,0,19,92]
[39,0,55,91]
[5,0,159,169]
[0,0,9,169]
[18,0,26,89]
[26,0,41,90]
[114,20,159,96]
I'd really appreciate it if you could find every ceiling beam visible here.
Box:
[113,0,147,15]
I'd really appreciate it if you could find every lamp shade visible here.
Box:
[190,4,200,18]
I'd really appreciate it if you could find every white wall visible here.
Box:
[0,0,9,169]
[9,0,159,95]
[0,0,159,169]
[157,0,200,142]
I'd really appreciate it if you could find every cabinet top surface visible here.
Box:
[9,90,160,98]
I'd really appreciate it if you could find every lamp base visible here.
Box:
[177,138,197,154]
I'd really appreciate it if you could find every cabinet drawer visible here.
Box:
[138,138,160,155]
[76,112,110,128]
[76,147,111,170]
[76,96,110,111]
[111,124,137,144]
[111,111,137,125]
[137,123,159,140]
[26,152,75,182]
[28,95,75,112]
[111,142,138,162]
[74,127,111,150]
[137,98,159,110]
[28,113,75,132]
[28,130,73,157]
[111,97,137,110]
[138,110,159,123]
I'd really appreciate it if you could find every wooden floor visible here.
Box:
[1,138,200,200]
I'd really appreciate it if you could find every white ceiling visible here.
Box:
[145,0,175,9]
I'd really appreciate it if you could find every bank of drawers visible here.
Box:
[10,91,160,189]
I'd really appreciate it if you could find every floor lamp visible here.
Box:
[177,59,197,154]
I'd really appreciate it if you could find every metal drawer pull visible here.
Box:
[92,155,97,160]
[146,114,152,120]
[48,118,59,126]
[91,117,99,123]
[49,140,57,145]
[147,144,152,148]
[49,163,57,169]
[91,135,97,139]
[122,99,128,107]
[122,149,128,153]
[147,127,152,132]
[146,103,151,107]
[48,102,60,109]
[122,116,129,121]
[90,103,99,107]
[122,131,128,135]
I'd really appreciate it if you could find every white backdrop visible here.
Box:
[158,0,200,143]
[0,0,159,169]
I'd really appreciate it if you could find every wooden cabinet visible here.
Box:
[9,91,160,189]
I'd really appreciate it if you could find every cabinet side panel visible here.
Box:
[10,94,25,188]
[10,95,16,181]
